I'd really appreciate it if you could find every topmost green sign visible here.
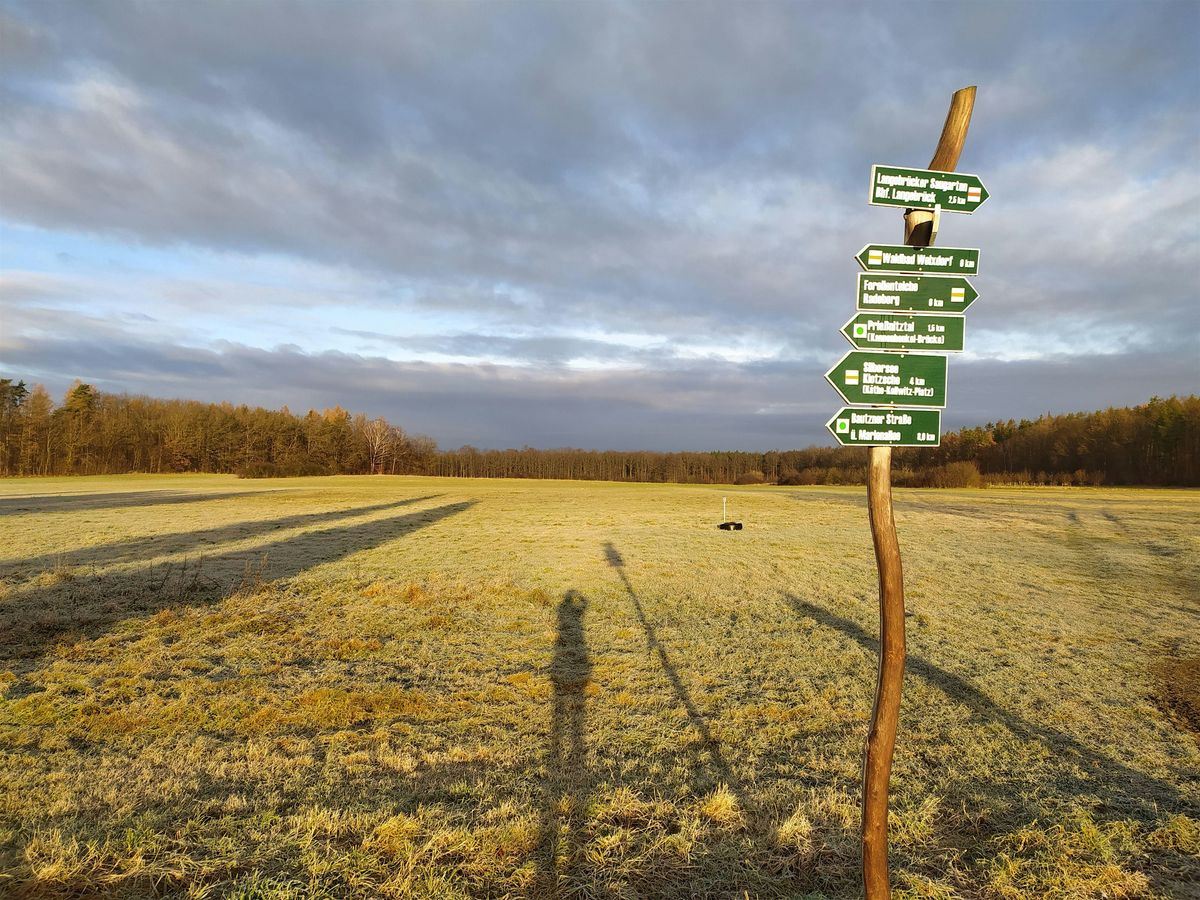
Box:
[869,164,989,214]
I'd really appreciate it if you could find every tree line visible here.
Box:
[905,395,1200,487]
[431,396,1200,487]
[0,379,435,478]
[2,378,1196,486]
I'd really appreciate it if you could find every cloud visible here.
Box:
[2,333,1192,452]
[0,1,1197,449]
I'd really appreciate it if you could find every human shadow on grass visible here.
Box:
[534,590,594,894]
[0,489,283,515]
[2,495,443,577]
[783,593,1197,820]
[2,500,476,673]
[603,542,750,812]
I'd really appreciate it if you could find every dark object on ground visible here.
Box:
[1155,657,1200,737]
[718,522,743,530]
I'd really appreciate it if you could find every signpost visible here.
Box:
[869,164,989,213]
[826,407,941,447]
[856,272,978,313]
[829,85,981,899]
[825,351,947,407]
[841,313,965,352]
[855,243,980,275]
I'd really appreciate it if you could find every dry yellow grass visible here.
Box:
[0,474,1197,898]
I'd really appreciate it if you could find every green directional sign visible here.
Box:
[827,407,941,447]
[825,351,947,408]
[856,272,978,313]
[842,313,965,353]
[855,243,980,275]
[869,164,989,213]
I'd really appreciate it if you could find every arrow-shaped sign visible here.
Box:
[825,351,947,408]
[842,313,965,353]
[869,164,989,213]
[827,407,941,447]
[857,272,978,313]
[855,244,980,275]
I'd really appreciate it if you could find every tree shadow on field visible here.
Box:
[603,542,749,811]
[1076,509,1200,601]
[1,500,476,673]
[783,594,1197,821]
[0,489,283,515]
[534,591,594,894]
[2,495,443,576]
[785,490,867,510]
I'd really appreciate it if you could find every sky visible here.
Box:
[1,1,1197,451]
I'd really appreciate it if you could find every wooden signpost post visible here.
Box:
[849,86,979,899]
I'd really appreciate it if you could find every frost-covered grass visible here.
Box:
[0,475,1197,898]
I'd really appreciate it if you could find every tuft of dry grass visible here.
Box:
[0,475,1197,898]
[697,785,744,829]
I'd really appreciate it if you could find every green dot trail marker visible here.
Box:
[826,407,941,447]
[842,313,965,352]
[869,164,989,213]
[856,272,978,313]
[825,351,947,408]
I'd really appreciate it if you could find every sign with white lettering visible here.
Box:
[842,313,965,352]
[856,272,978,313]
[825,351,947,408]
[826,407,941,447]
[855,244,980,275]
[869,164,989,213]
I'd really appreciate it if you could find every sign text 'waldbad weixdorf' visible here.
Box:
[827,164,985,447]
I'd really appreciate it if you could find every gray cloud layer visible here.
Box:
[6,331,1193,452]
[1,1,1197,449]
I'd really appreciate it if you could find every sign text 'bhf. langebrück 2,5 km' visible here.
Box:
[868,164,989,213]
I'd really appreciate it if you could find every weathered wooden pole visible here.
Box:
[861,85,976,900]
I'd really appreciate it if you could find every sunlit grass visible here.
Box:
[0,475,1197,897]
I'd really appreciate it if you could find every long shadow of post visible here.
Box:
[3,500,476,672]
[602,542,748,810]
[0,489,284,515]
[782,593,1196,819]
[536,590,593,893]
[2,495,443,576]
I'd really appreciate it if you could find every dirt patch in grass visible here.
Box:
[1155,657,1200,737]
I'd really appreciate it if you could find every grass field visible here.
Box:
[1,475,1197,899]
